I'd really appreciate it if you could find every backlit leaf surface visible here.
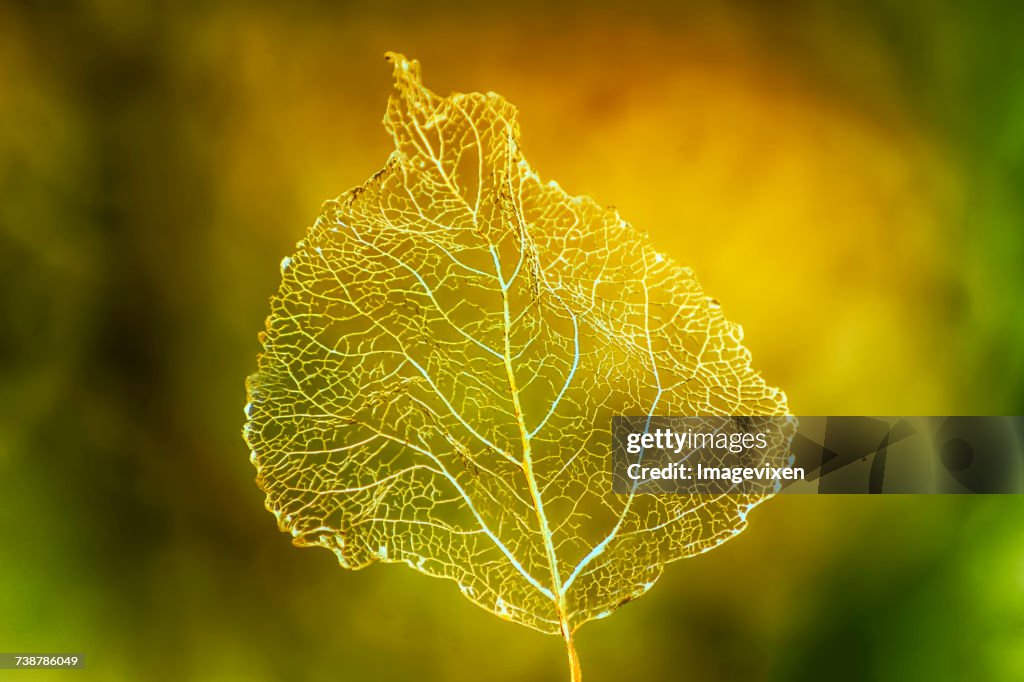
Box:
[244,53,789,650]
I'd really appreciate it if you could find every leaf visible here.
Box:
[244,53,790,679]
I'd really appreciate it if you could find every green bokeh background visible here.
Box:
[1,1,1022,680]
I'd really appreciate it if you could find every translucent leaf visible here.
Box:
[244,53,789,678]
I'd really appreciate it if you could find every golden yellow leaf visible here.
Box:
[244,53,790,680]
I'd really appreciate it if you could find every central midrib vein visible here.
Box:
[492,246,570,625]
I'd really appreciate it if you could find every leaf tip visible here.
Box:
[384,51,422,88]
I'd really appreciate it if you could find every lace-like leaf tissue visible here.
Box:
[244,53,789,673]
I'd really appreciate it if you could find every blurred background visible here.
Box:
[1,0,1023,680]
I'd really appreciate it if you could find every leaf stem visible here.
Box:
[561,620,582,682]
